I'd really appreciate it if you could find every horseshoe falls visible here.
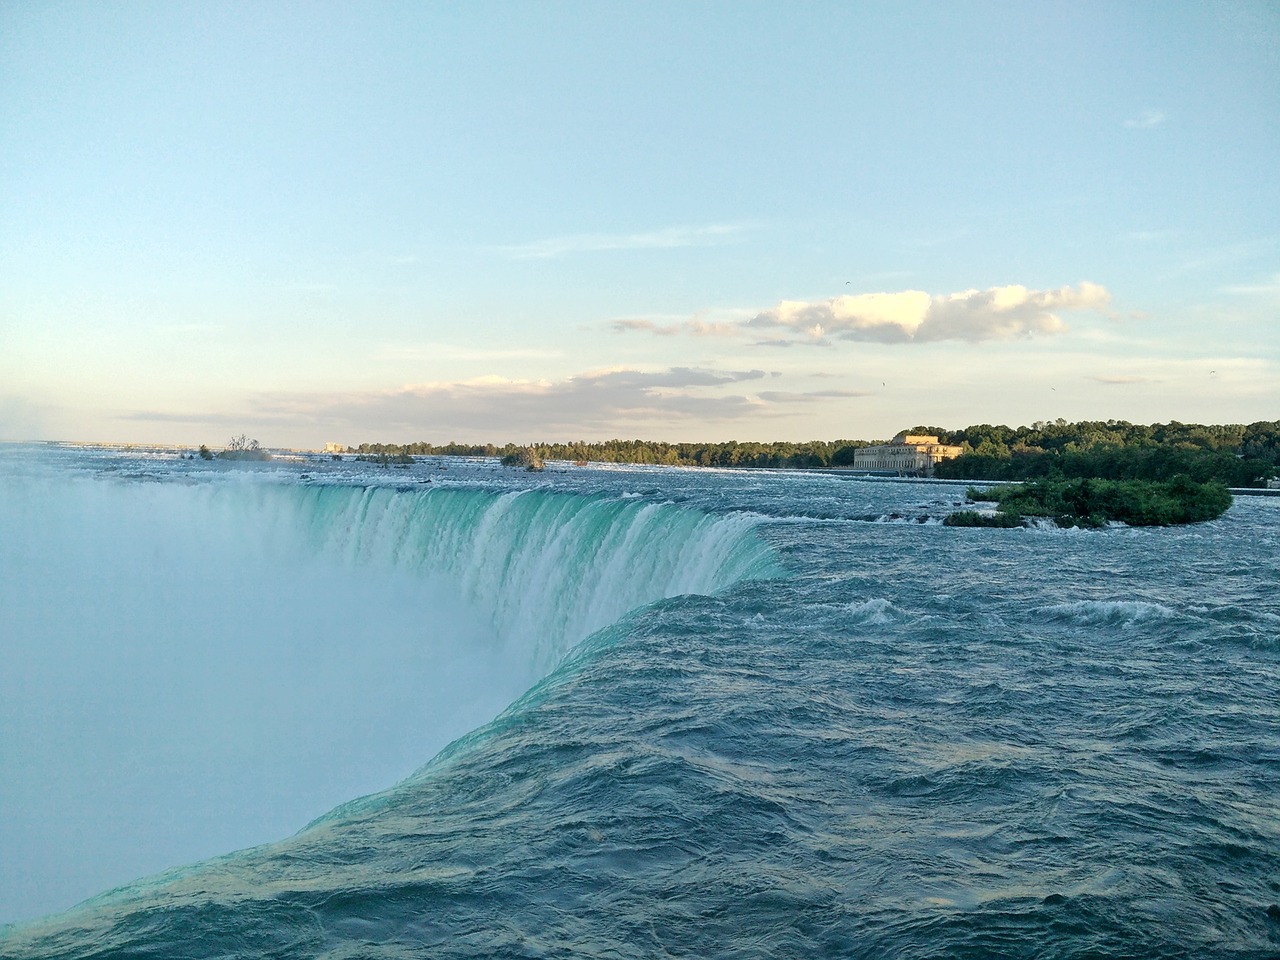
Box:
[2,447,1278,959]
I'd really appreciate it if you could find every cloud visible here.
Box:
[613,319,682,337]
[121,367,783,441]
[750,336,835,349]
[757,389,872,403]
[151,323,222,336]
[1125,110,1165,129]
[1089,375,1152,385]
[611,318,741,338]
[749,282,1111,345]
[1121,229,1180,243]
[505,223,747,260]
[1221,273,1280,296]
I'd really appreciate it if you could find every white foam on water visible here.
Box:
[1040,599,1180,625]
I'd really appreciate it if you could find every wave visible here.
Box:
[844,598,901,624]
[1040,599,1180,626]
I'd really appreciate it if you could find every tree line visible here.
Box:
[349,438,868,469]
[350,419,1280,487]
[930,419,1279,487]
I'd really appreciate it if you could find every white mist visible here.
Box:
[0,472,523,924]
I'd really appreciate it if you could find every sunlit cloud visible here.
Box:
[612,283,1111,347]
[504,223,748,260]
[749,283,1111,344]
[1124,110,1166,129]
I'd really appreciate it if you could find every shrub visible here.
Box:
[982,477,1230,527]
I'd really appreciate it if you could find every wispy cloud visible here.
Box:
[902,227,971,249]
[1088,375,1152,385]
[372,343,566,362]
[1120,229,1180,243]
[504,223,748,260]
[1167,238,1277,278]
[611,317,741,338]
[151,323,222,336]
[1125,110,1166,129]
[1221,273,1280,295]
[757,389,872,403]
[750,336,835,349]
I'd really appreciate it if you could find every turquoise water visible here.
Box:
[2,447,1278,958]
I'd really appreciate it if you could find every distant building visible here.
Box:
[852,432,963,477]
[323,442,345,454]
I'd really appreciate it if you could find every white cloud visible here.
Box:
[504,223,747,260]
[1125,110,1166,129]
[749,283,1111,345]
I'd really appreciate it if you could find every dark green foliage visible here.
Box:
[502,447,545,471]
[943,510,1024,528]
[355,451,414,467]
[934,419,1279,487]
[965,486,999,502]
[349,420,1280,485]
[969,477,1232,527]
[218,435,271,461]
[354,438,866,469]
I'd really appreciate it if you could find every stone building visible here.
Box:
[852,432,963,477]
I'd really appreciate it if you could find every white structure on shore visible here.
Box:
[852,432,963,477]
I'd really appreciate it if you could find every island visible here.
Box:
[945,476,1233,528]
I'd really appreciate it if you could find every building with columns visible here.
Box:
[851,432,963,477]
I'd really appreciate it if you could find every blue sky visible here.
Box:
[2,0,1276,447]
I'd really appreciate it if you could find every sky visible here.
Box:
[1,0,1277,449]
